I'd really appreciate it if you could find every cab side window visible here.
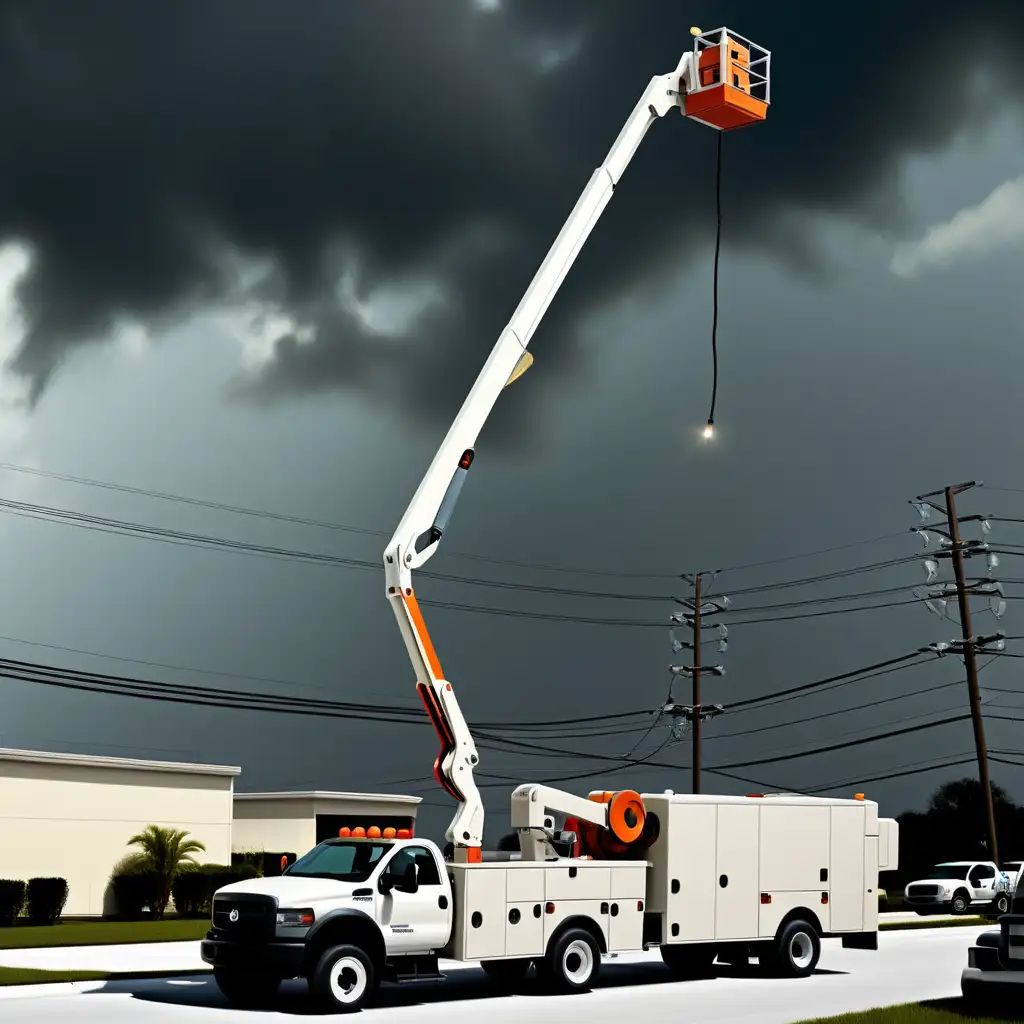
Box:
[384,846,441,886]
[969,864,995,885]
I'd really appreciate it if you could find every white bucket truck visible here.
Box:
[203,26,900,1011]
[201,786,897,1011]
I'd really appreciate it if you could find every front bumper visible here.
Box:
[201,934,306,978]
[962,966,1024,1001]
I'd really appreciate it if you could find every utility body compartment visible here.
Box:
[445,859,646,961]
[641,792,894,947]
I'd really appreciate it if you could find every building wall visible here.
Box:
[0,759,234,917]
[233,795,421,857]
[232,798,317,856]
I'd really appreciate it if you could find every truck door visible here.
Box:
[378,846,451,953]
[968,863,996,905]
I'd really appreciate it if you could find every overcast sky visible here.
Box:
[1,0,1024,844]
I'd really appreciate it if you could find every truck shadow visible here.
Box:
[85,960,848,1015]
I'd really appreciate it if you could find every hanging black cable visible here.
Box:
[706,129,723,437]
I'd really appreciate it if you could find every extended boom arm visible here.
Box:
[383,30,769,859]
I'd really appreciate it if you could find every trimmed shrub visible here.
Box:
[0,880,25,926]
[110,870,161,920]
[170,869,208,919]
[25,878,69,925]
[232,851,295,877]
[170,863,259,919]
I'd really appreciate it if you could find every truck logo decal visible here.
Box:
[229,909,239,923]
[391,926,413,933]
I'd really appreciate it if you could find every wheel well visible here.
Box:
[304,914,386,975]
[775,908,823,940]
[548,915,608,956]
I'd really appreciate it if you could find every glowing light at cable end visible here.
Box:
[702,423,714,440]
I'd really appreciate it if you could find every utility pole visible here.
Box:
[693,572,703,793]
[669,573,729,794]
[945,485,999,865]
[911,481,1005,865]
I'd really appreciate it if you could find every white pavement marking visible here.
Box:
[0,926,991,1023]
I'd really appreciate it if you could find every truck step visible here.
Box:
[384,956,446,985]
[393,969,447,984]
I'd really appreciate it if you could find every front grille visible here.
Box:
[212,895,276,942]
[906,884,942,899]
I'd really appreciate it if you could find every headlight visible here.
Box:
[277,909,315,928]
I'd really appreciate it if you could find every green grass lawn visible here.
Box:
[880,917,988,931]
[797,998,1018,1023]
[0,918,209,949]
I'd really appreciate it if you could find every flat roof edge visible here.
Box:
[0,747,242,776]
[234,791,422,805]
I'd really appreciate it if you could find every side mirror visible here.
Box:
[377,874,394,895]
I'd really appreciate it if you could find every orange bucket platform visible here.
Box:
[685,30,769,131]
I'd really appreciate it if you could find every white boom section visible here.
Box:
[510,783,610,861]
[384,48,700,856]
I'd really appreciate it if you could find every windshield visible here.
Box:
[285,841,391,882]
[924,864,969,880]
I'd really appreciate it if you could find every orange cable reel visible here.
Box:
[607,790,646,845]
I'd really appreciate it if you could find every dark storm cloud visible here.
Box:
[1,0,1022,432]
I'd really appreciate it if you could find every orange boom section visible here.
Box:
[685,33,768,131]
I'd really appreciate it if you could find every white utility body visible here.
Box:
[202,28,900,1013]
[201,789,898,1011]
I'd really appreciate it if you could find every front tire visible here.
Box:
[212,966,281,1008]
[311,944,377,1013]
[951,890,971,915]
[538,927,601,994]
[767,919,820,978]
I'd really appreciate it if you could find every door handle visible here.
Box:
[438,895,448,909]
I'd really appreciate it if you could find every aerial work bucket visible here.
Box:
[684,27,770,131]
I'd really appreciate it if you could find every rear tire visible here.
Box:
[481,957,531,990]
[993,894,1010,916]
[212,966,281,1008]
[766,919,820,978]
[538,927,600,994]
[660,943,716,978]
[311,943,377,1013]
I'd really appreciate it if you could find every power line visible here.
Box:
[0,494,929,609]
[708,678,963,741]
[724,652,927,711]
[0,654,647,733]
[0,459,910,580]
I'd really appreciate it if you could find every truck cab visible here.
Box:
[904,861,1010,916]
[201,836,453,1011]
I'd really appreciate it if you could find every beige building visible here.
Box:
[233,791,422,858]
[0,747,239,917]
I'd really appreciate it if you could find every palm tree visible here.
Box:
[126,825,206,919]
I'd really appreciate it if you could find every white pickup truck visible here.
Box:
[201,790,897,1012]
[903,861,1014,916]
